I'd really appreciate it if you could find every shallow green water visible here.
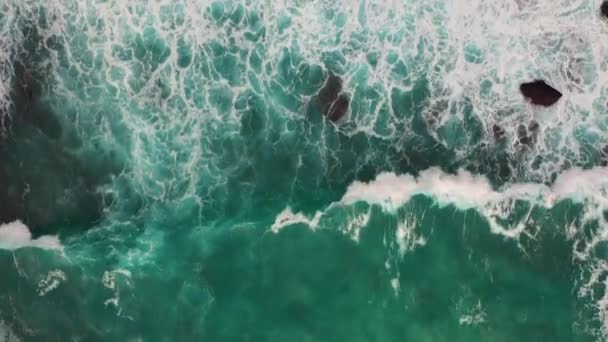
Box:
[1,0,608,341]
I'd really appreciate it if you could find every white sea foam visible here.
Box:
[271,165,608,338]
[390,278,400,295]
[101,269,136,319]
[37,270,67,296]
[552,167,608,202]
[0,1,19,129]
[0,319,20,342]
[0,220,62,251]
[272,166,608,241]
[339,166,608,238]
[270,207,323,233]
[342,166,608,210]
[459,301,487,326]
[4,0,608,338]
[396,217,426,256]
[341,168,500,210]
[342,211,370,242]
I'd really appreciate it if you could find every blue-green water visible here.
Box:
[1,0,608,341]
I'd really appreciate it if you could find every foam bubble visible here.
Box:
[396,217,426,256]
[552,166,608,202]
[339,166,608,239]
[102,269,133,318]
[0,220,63,251]
[341,210,371,242]
[0,2,18,128]
[37,270,67,296]
[341,168,500,210]
[270,207,323,233]
[390,278,400,295]
[459,301,487,326]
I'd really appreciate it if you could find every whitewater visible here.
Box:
[2,0,608,341]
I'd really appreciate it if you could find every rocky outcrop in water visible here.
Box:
[317,73,349,122]
[520,80,562,107]
[602,1,608,18]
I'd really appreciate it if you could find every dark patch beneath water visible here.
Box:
[602,1,608,18]
[516,120,540,147]
[0,52,108,235]
[315,72,349,122]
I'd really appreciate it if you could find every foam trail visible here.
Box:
[341,167,547,210]
[272,166,608,241]
[0,220,62,251]
[271,207,323,233]
[270,166,608,338]
[343,166,608,209]
[0,2,17,128]
[37,270,67,296]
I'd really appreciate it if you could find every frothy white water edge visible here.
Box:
[273,166,608,340]
[343,166,608,210]
[0,220,63,251]
[273,166,608,237]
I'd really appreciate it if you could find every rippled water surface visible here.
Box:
[2,1,608,341]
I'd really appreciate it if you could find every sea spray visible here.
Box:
[0,0,608,340]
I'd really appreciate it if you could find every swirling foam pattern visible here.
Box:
[2,0,608,340]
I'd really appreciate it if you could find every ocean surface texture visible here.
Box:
[2,0,608,341]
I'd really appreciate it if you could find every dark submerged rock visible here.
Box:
[0,123,104,233]
[317,73,349,122]
[516,120,540,146]
[528,119,539,132]
[602,1,608,18]
[601,145,608,166]
[0,54,106,233]
[517,124,531,145]
[520,80,562,107]
[492,124,505,139]
[328,94,349,122]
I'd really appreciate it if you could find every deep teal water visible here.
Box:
[1,1,608,341]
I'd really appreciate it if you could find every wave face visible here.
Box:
[2,0,608,340]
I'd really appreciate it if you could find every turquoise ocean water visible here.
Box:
[2,0,608,341]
